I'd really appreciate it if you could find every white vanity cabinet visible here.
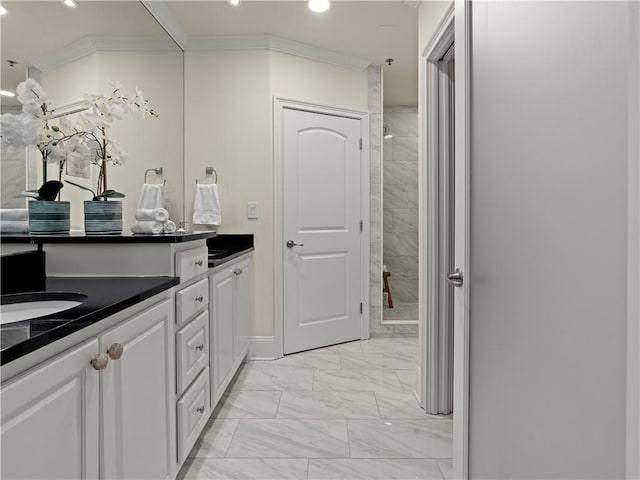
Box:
[0,297,174,480]
[100,298,175,480]
[209,253,253,407]
[0,339,100,480]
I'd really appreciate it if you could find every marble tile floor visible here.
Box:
[179,337,452,480]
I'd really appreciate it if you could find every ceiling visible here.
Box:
[0,1,170,107]
[163,0,419,105]
[1,1,419,108]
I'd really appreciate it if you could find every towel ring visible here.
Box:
[195,167,218,185]
[144,167,166,185]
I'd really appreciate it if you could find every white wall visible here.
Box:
[468,2,629,478]
[184,50,272,336]
[185,49,368,338]
[41,50,184,230]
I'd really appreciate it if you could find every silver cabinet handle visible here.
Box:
[195,295,204,303]
[195,406,205,414]
[90,353,109,371]
[107,343,124,360]
[286,240,304,248]
[232,268,243,276]
[446,268,463,287]
[195,259,204,266]
[195,344,205,352]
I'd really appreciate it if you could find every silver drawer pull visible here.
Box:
[233,268,243,276]
[195,344,205,352]
[195,295,204,303]
[195,259,204,267]
[195,406,205,414]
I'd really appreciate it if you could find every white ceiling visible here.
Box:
[164,1,419,106]
[1,1,419,108]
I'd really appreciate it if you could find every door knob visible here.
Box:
[446,268,463,287]
[286,240,304,248]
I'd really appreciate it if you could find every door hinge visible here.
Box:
[360,220,363,232]
[359,138,363,150]
[360,302,363,314]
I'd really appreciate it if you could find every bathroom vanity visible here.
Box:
[0,232,254,480]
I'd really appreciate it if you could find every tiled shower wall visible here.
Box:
[0,107,28,209]
[367,66,384,336]
[368,72,419,337]
[382,106,419,328]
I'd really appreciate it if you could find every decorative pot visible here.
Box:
[28,201,70,235]
[84,200,122,235]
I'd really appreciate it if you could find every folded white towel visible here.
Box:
[164,220,176,234]
[0,209,28,222]
[137,184,165,210]
[0,220,29,233]
[135,208,169,223]
[130,221,165,234]
[192,184,221,226]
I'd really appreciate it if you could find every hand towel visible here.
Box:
[192,183,221,226]
[130,221,164,234]
[0,221,29,233]
[137,184,165,210]
[164,220,177,234]
[0,209,28,222]
[135,208,169,223]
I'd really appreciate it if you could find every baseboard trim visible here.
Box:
[249,336,276,360]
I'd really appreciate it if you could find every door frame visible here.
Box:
[273,97,370,359]
[627,2,640,478]
[421,2,455,417]
[420,1,470,478]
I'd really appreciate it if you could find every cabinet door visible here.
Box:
[210,268,235,406]
[234,256,252,367]
[101,299,175,480]
[1,339,100,480]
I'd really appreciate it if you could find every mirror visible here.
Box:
[0,1,184,230]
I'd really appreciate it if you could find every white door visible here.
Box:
[0,339,100,480]
[101,299,174,480]
[282,106,363,354]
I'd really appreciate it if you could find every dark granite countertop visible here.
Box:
[0,231,216,244]
[207,234,254,268]
[0,276,179,365]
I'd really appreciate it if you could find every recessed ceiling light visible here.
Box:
[308,0,330,13]
[0,6,7,15]
[63,0,78,8]
[0,90,16,97]
[228,0,240,5]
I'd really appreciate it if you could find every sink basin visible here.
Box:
[1,292,87,324]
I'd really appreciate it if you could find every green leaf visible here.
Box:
[20,190,41,200]
[96,190,126,199]
[50,125,60,132]
[64,180,96,199]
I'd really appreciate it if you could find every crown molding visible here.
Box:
[32,36,180,72]
[140,0,188,49]
[186,34,371,71]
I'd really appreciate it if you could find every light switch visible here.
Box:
[247,202,258,219]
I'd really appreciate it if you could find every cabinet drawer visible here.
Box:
[175,247,208,283]
[176,277,208,325]
[177,367,210,464]
[176,311,208,396]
